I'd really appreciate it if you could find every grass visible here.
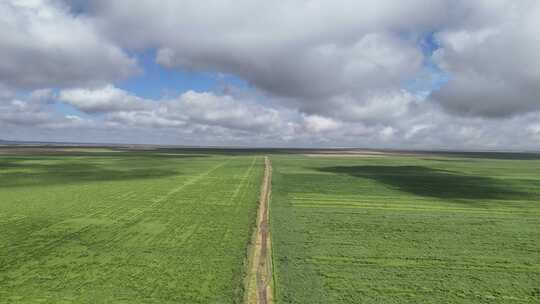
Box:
[270,154,540,303]
[2,147,539,303]
[0,149,264,303]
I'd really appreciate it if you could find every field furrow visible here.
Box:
[271,155,540,303]
[0,152,264,303]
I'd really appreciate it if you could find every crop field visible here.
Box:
[271,153,540,303]
[0,148,264,303]
[2,147,539,303]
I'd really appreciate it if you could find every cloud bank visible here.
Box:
[1,0,540,149]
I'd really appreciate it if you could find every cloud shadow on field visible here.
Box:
[0,160,182,188]
[316,165,528,201]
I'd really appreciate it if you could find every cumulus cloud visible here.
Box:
[58,85,296,135]
[3,0,540,149]
[303,115,341,133]
[321,90,417,124]
[0,0,137,89]
[106,111,185,129]
[156,32,423,102]
[59,85,149,113]
[176,91,287,132]
[3,84,540,149]
[0,91,92,129]
[85,0,442,123]
[0,99,51,126]
[431,0,540,117]
[83,0,540,122]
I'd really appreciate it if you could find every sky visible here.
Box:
[1,0,540,150]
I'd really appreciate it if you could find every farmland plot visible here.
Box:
[0,149,263,303]
[271,154,540,303]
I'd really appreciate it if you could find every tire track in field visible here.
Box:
[245,156,273,304]
[232,156,258,212]
[102,160,230,245]
[118,160,229,223]
[0,161,228,275]
[220,157,259,244]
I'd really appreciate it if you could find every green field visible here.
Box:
[271,154,540,303]
[0,149,264,303]
[2,148,540,303]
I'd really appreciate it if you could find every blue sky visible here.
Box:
[118,49,250,99]
[405,33,449,97]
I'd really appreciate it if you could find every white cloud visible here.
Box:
[58,85,295,134]
[0,0,137,89]
[84,0,540,122]
[106,111,185,129]
[177,91,286,132]
[0,99,51,126]
[2,85,540,149]
[303,115,340,133]
[0,90,94,129]
[2,1,540,149]
[431,0,540,117]
[87,0,436,124]
[59,85,149,113]
[380,126,397,140]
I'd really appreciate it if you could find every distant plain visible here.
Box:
[0,147,539,303]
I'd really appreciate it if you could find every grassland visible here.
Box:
[0,148,264,303]
[271,153,540,303]
[2,147,539,303]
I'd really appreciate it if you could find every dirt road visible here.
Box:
[245,156,273,304]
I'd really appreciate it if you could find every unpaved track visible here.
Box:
[245,156,273,304]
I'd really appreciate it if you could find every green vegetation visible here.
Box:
[2,147,539,303]
[0,148,264,303]
[271,154,540,303]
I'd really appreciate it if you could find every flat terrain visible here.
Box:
[271,153,540,303]
[2,147,540,303]
[0,148,264,303]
